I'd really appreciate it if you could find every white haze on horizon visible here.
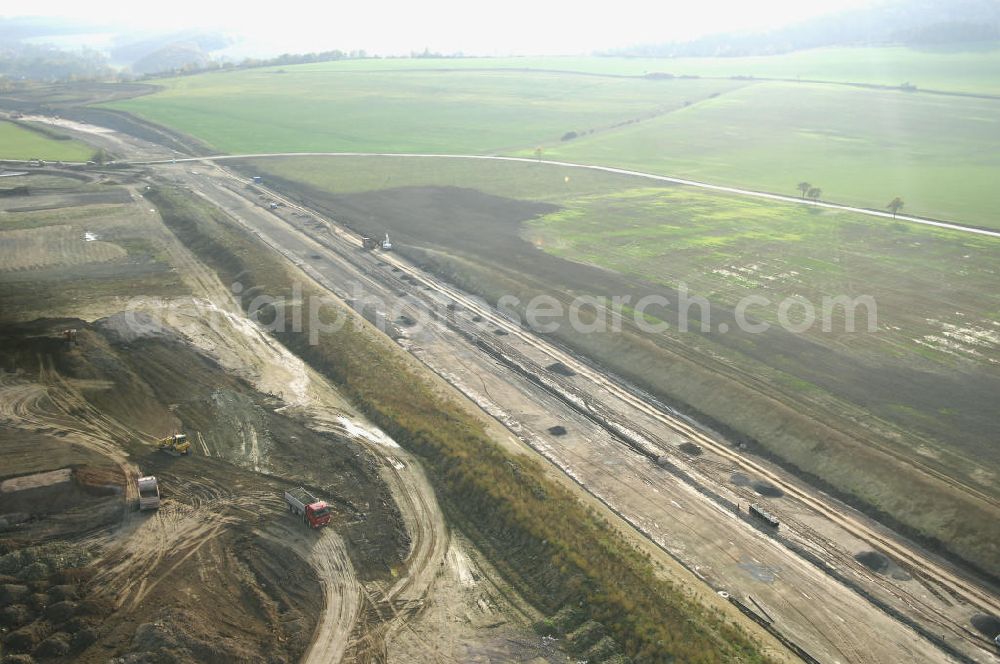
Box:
[4,0,878,57]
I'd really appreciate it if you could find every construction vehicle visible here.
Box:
[749,503,779,528]
[158,433,191,456]
[360,233,393,251]
[284,487,332,529]
[137,476,161,510]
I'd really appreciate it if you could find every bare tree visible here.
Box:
[887,197,904,219]
[797,182,812,198]
[807,187,822,203]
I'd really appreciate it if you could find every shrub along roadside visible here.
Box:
[146,185,773,663]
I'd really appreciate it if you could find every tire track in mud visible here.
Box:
[163,169,462,660]
[355,458,452,663]
[0,366,145,529]
[254,518,362,664]
[0,362,155,459]
[303,413,453,664]
[296,527,363,664]
[94,477,282,611]
[1,186,448,663]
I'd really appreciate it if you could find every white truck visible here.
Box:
[137,476,161,511]
[284,487,331,529]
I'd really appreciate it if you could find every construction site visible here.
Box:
[0,142,566,663]
[0,97,998,664]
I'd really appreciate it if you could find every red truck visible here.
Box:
[284,487,331,529]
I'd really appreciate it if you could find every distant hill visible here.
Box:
[609,0,1000,57]
[0,41,112,82]
[110,31,231,72]
[0,17,234,79]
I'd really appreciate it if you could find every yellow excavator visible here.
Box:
[158,433,191,456]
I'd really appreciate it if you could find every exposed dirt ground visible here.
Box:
[0,170,557,663]
[177,160,998,663]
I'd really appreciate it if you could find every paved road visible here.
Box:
[130,151,1000,239]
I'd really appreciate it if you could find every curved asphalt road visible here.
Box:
[132,151,1000,239]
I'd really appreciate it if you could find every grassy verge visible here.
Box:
[146,183,774,663]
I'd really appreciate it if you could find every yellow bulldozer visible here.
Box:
[158,433,191,456]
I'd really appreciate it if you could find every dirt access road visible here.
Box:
[161,159,1000,664]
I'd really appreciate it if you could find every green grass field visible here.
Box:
[111,69,743,154]
[523,185,1000,368]
[113,53,1000,227]
[0,121,95,162]
[225,46,1000,95]
[533,81,1000,228]
[651,45,1000,95]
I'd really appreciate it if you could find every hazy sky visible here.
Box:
[6,0,878,55]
